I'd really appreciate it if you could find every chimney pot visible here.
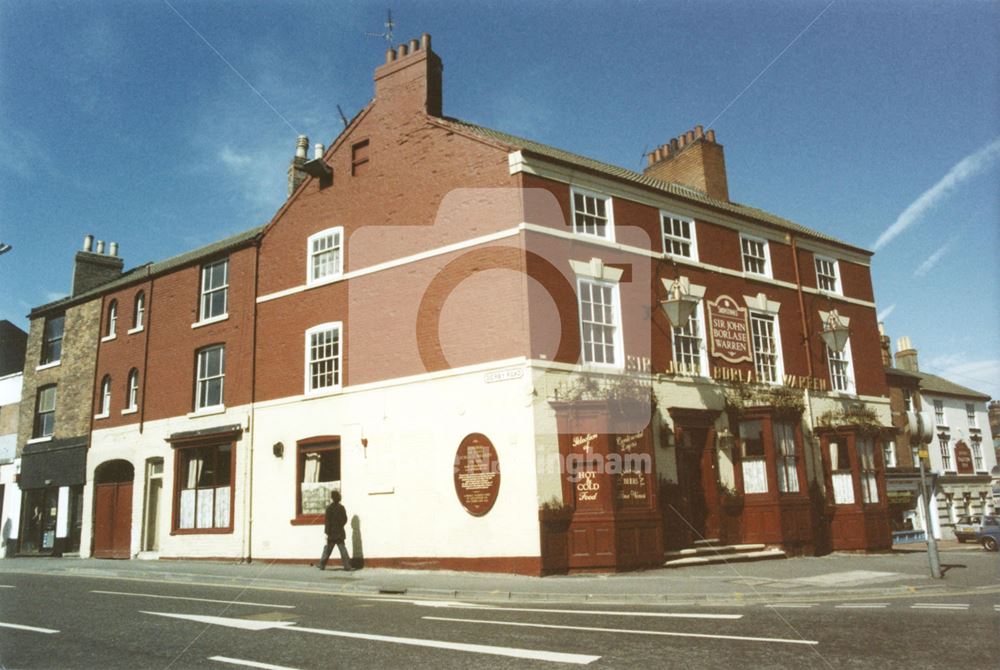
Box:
[109,242,118,257]
[385,48,396,64]
[421,33,432,50]
[653,147,663,162]
[706,129,716,143]
[83,235,94,252]
[695,125,704,139]
[409,38,419,52]
[313,143,325,160]
[295,135,309,159]
[670,138,679,152]
[678,135,687,149]
[397,44,408,58]
[685,130,695,143]
[96,240,105,254]
[647,152,656,167]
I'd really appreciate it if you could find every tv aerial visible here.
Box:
[365,9,395,46]
[336,105,349,129]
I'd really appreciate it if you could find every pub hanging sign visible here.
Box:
[707,295,753,363]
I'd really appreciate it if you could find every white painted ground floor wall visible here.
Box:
[0,461,21,558]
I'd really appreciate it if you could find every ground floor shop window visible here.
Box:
[296,437,341,521]
[857,438,879,504]
[174,443,233,532]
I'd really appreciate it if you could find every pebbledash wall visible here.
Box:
[67,33,895,571]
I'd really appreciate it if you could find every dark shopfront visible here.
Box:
[18,438,86,556]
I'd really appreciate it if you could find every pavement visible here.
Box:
[1,541,996,606]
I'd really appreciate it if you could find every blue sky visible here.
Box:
[1,0,997,398]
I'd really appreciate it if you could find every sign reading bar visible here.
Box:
[453,433,501,516]
[707,295,752,363]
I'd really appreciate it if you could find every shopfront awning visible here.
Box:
[19,437,88,489]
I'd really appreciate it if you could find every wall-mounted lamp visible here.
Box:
[818,309,851,354]
[272,442,284,458]
[716,428,734,451]
[659,276,705,328]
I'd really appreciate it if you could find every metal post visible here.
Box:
[919,456,942,579]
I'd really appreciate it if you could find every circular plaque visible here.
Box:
[453,433,501,517]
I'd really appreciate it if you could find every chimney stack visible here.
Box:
[895,336,919,372]
[71,233,124,296]
[878,322,892,368]
[373,32,443,117]
[643,125,730,201]
[287,135,309,197]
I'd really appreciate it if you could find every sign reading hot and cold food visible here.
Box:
[453,433,501,516]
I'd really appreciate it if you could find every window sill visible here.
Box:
[36,361,61,371]
[192,314,229,329]
[101,334,117,343]
[742,270,773,280]
[127,326,144,335]
[121,407,138,415]
[290,516,324,526]
[305,385,343,398]
[171,527,233,536]
[94,412,110,420]
[187,405,226,418]
[26,436,53,445]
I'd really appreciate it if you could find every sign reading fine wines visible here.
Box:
[708,295,752,363]
[453,433,501,516]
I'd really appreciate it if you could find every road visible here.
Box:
[1,570,998,669]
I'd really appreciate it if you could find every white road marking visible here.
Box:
[834,604,889,609]
[765,604,815,609]
[93,590,294,608]
[911,603,969,610]
[366,598,741,620]
[210,656,302,670]
[0,621,59,634]
[424,616,818,646]
[143,611,600,665]
[0,585,14,588]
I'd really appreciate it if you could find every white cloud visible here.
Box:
[913,244,951,278]
[877,303,896,322]
[873,137,1000,251]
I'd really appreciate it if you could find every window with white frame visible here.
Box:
[965,403,977,428]
[971,439,984,471]
[572,190,612,239]
[33,385,57,438]
[814,256,841,293]
[775,422,799,493]
[307,227,344,285]
[939,438,952,470]
[903,389,912,412]
[857,438,879,503]
[199,259,229,322]
[175,443,232,531]
[740,235,770,276]
[750,311,781,384]
[827,341,855,394]
[297,438,341,518]
[671,304,707,376]
[305,323,342,393]
[739,420,768,494]
[106,300,118,337]
[126,368,139,411]
[98,375,111,416]
[133,292,145,330]
[933,400,945,426]
[883,440,897,468]
[578,279,621,366]
[195,345,225,410]
[661,213,696,259]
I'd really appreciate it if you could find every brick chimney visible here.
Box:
[878,322,892,368]
[72,234,124,296]
[287,135,309,197]
[643,125,729,201]
[374,33,442,117]
[894,336,919,372]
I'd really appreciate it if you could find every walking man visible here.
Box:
[319,490,353,571]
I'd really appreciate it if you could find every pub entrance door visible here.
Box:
[670,409,722,546]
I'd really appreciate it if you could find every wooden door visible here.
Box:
[93,482,132,559]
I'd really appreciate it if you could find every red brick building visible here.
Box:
[77,34,892,572]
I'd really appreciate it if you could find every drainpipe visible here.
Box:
[245,236,262,564]
[790,235,818,481]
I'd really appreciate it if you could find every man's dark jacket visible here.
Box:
[324,501,348,542]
